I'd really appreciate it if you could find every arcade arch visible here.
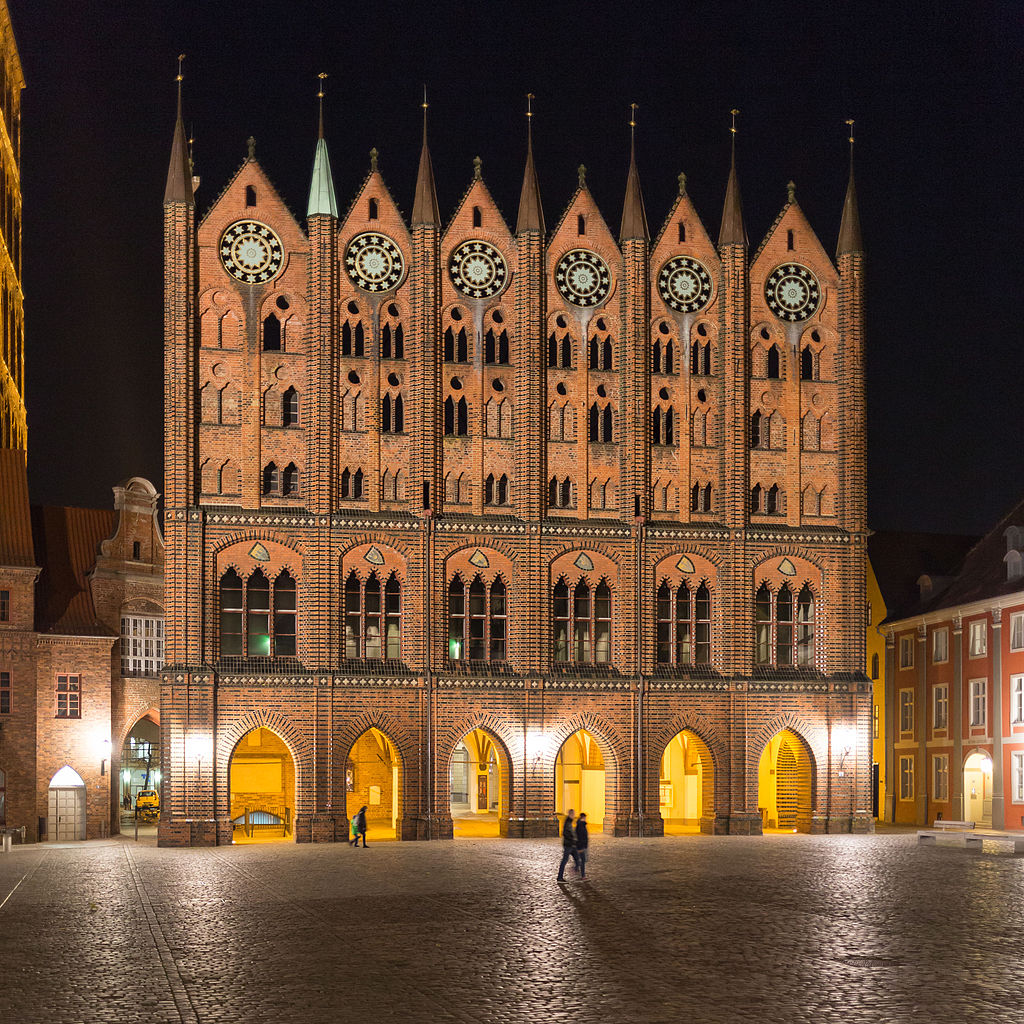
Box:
[229,727,295,843]
[555,729,606,829]
[659,730,714,835]
[449,728,509,838]
[757,729,814,832]
[347,727,401,840]
[963,750,993,826]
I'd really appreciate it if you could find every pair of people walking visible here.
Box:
[556,809,589,881]
[349,806,368,847]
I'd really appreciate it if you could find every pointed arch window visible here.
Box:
[657,580,711,665]
[664,341,674,374]
[282,463,300,496]
[800,346,815,381]
[444,326,469,362]
[262,462,279,496]
[549,477,574,509]
[262,314,281,352]
[283,387,300,427]
[691,341,711,375]
[274,571,297,655]
[653,340,662,374]
[553,578,612,664]
[754,582,817,668]
[751,410,763,449]
[447,574,508,662]
[382,393,404,433]
[219,569,244,655]
[766,344,781,379]
[344,570,401,660]
[218,567,299,659]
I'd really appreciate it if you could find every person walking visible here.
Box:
[575,812,589,879]
[351,806,368,847]
[556,808,579,881]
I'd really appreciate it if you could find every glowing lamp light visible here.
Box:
[152,770,162,785]
[981,757,993,774]
[832,725,856,776]
[121,769,131,784]
[525,729,547,763]
[185,732,213,765]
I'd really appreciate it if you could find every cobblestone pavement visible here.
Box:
[2,829,1022,1023]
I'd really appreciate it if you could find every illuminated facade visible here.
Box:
[160,83,871,846]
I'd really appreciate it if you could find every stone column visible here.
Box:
[991,608,1005,829]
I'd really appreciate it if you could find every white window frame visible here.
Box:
[1013,752,1024,803]
[932,627,949,664]
[970,678,987,728]
[969,620,988,658]
[899,755,914,801]
[1010,612,1024,653]
[933,684,949,730]
[899,635,914,670]
[120,615,165,678]
[1012,674,1024,725]
[933,754,949,802]
[899,689,914,734]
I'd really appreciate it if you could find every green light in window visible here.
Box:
[449,637,462,660]
[250,633,271,656]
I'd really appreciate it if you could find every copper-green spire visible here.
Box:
[718,109,746,248]
[307,73,338,218]
[516,94,545,234]
[620,103,649,242]
[163,54,193,206]
[411,87,440,226]
[837,119,863,256]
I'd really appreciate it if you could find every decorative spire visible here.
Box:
[837,118,864,256]
[787,180,796,204]
[620,102,649,242]
[369,147,378,172]
[247,136,256,159]
[516,93,545,234]
[307,73,338,219]
[163,54,193,205]
[678,172,688,197]
[411,86,440,226]
[473,156,482,180]
[577,164,587,188]
[718,108,746,248]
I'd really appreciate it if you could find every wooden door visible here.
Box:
[49,787,84,841]
[477,773,488,811]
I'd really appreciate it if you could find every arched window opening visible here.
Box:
[444,327,455,362]
[455,328,468,362]
[767,484,780,514]
[577,213,586,235]
[678,222,686,242]
[220,569,244,656]
[755,583,772,664]
[282,463,300,496]
[485,330,497,364]
[776,584,794,666]
[800,346,814,380]
[766,344,780,379]
[343,571,402,661]
[341,468,351,498]
[484,473,495,505]
[657,580,712,666]
[354,321,365,357]
[751,410,762,449]
[589,337,599,370]
[472,205,482,228]
[653,341,662,374]
[448,574,507,662]
[283,387,299,427]
[561,334,573,369]
[664,408,674,446]
[274,571,297,656]
[381,324,392,359]
[497,330,509,364]
[342,321,353,356]
[245,185,257,207]
[457,397,468,436]
[548,333,557,367]
[246,571,271,656]
[652,407,662,445]
[382,394,392,433]
[787,228,795,250]
[393,393,404,432]
[665,341,674,374]
[369,197,379,220]
[553,578,612,664]
[262,313,281,352]
[754,581,818,668]
[602,405,613,442]
[354,469,364,499]
[796,585,815,667]
[262,462,279,496]
[393,323,404,358]
[444,397,455,436]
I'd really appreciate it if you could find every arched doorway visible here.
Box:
[229,727,295,843]
[659,731,713,835]
[555,729,605,829]
[450,729,508,838]
[347,728,401,840]
[120,712,160,822]
[48,765,86,842]
[757,730,814,833]
[963,750,993,826]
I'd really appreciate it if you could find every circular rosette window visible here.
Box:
[344,232,406,293]
[220,220,284,283]
[764,263,821,322]
[657,255,713,314]
[554,248,611,308]
[448,240,509,299]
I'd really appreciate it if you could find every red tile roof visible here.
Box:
[0,447,36,567]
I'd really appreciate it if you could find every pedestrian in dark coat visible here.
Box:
[556,809,580,881]
[575,812,589,879]
[351,806,368,847]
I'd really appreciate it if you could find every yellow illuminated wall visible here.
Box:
[866,557,886,818]
[555,729,605,827]
[757,730,813,831]
[229,727,295,823]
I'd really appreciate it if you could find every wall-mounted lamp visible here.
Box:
[832,726,855,777]
[100,738,111,776]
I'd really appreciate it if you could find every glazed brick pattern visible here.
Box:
[160,143,869,845]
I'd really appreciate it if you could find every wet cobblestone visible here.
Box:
[1,830,1022,1023]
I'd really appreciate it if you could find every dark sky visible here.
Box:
[9,1,1022,534]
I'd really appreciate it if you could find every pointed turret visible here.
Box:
[307,74,338,218]
[619,105,648,242]
[163,58,193,206]
[837,122,863,256]
[718,110,745,248]
[516,95,545,234]
[411,91,440,227]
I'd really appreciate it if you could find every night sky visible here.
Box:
[9,1,1021,535]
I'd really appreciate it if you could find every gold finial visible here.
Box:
[370,147,379,172]
[629,102,638,138]
[422,84,428,112]
[678,171,687,196]
[845,117,855,157]
[473,155,482,180]
[526,92,534,119]
[787,180,796,203]
[317,72,327,139]
[578,163,586,187]
[247,136,255,159]
[730,108,739,134]
[421,85,429,145]
[176,53,185,83]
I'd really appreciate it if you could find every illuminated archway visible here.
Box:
[229,727,295,843]
[450,728,509,838]
[963,750,993,826]
[347,728,401,840]
[119,711,160,819]
[659,730,714,835]
[48,765,86,842]
[757,729,814,832]
[555,729,606,829]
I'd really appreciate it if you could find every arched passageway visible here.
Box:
[659,730,713,835]
[757,730,814,833]
[963,750,993,826]
[347,728,401,840]
[120,712,160,819]
[229,727,295,843]
[555,729,605,829]
[450,729,508,838]
[48,765,86,842]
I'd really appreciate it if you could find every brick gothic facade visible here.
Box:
[160,90,870,846]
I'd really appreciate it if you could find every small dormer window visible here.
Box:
[369,198,379,220]
[246,186,257,207]
[472,206,482,228]
[1006,550,1023,582]
[1005,525,1022,553]
[577,214,585,236]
